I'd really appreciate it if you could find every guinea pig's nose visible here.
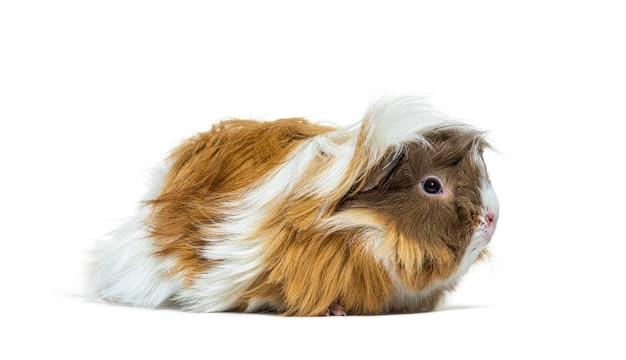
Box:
[484,211,496,226]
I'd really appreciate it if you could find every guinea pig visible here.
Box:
[89,96,499,316]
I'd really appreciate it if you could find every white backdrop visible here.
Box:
[1,0,624,359]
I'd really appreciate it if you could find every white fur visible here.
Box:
[481,182,500,219]
[175,139,322,312]
[309,96,460,197]
[308,135,356,197]
[361,96,458,155]
[89,163,183,307]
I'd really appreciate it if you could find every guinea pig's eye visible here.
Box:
[421,176,443,195]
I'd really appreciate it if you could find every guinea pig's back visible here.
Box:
[89,119,334,309]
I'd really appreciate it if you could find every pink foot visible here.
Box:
[324,303,347,316]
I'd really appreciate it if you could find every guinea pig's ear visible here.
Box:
[360,148,406,192]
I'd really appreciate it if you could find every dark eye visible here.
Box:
[422,177,443,194]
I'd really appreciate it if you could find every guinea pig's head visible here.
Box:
[341,125,499,283]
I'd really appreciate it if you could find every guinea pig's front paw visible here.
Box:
[324,303,347,316]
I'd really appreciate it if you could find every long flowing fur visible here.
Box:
[90,96,498,315]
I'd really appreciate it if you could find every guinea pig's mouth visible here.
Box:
[473,222,496,250]
[484,225,497,245]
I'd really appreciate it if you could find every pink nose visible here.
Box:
[485,211,496,226]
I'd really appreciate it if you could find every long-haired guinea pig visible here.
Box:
[90,96,499,316]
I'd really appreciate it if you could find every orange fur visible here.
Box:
[148,119,333,282]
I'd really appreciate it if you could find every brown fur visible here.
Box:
[147,119,333,282]
[242,225,394,315]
